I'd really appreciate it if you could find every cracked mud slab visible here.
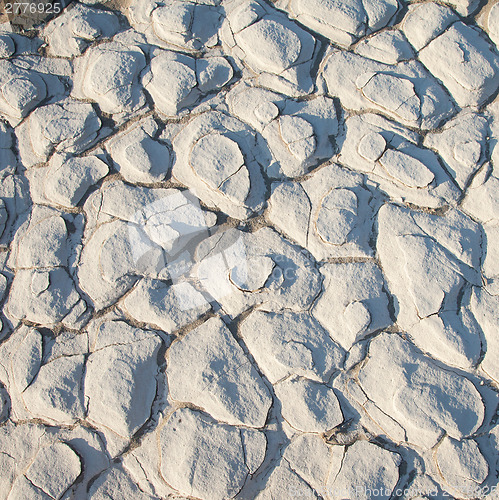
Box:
[0,0,499,499]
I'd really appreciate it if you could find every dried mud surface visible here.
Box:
[0,0,499,499]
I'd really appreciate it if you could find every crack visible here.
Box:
[22,474,50,498]
[327,445,346,488]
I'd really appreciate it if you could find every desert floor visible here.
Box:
[0,0,498,499]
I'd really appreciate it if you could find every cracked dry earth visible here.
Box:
[0,0,499,499]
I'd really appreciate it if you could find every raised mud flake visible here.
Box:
[77,220,144,310]
[0,172,30,248]
[121,420,257,500]
[0,60,47,126]
[0,33,15,59]
[107,117,170,184]
[0,121,16,177]
[227,82,339,179]
[240,309,345,384]
[340,113,460,208]
[355,332,485,448]
[9,207,69,270]
[190,133,249,204]
[22,354,86,425]
[435,436,489,498]
[17,100,102,168]
[230,255,275,292]
[274,376,343,433]
[197,56,234,93]
[461,166,499,224]
[355,29,414,65]
[128,0,223,52]
[315,188,358,245]
[0,29,46,56]
[419,22,499,108]
[255,459,318,499]
[488,1,499,45]
[445,0,481,16]
[172,111,267,220]
[401,2,458,51]
[19,442,81,500]
[377,203,482,310]
[0,326,97,433]
[42,3,120,58]
[159,408,266,499]
[378,149,435,188]
[122,278,211,333]
[358,131,387,162]
[277,114,317,169]
[322,51,455,130]
[6,268,87,329]
[283,433,340,498]
[73,38,148,118]
[44,153,109,208]
[236,18,302,74]
[85,320,163,439]
[326,440,401,500]
[0,422,109,500]
[167,316,272,428]
[358,72,421,124]
[154,2,219,49]
[424,112,489,190]
[268,163,378,260]
[312,262,392,350]
[191,227,323,317]
[221,0,317,96]
[276,0,400,48]
[10,327,43,393]
[469,287,499,384]
[144,51,195,116]
[278,112,314,144]
[267,181,311,246]
[79,183,194,310]
[88,465,158,500]
[85,179,186,227]
[377,203,483,369]
[0,328,84,425]
[481,221,499,294]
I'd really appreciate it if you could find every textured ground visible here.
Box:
[0,0,499,499]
